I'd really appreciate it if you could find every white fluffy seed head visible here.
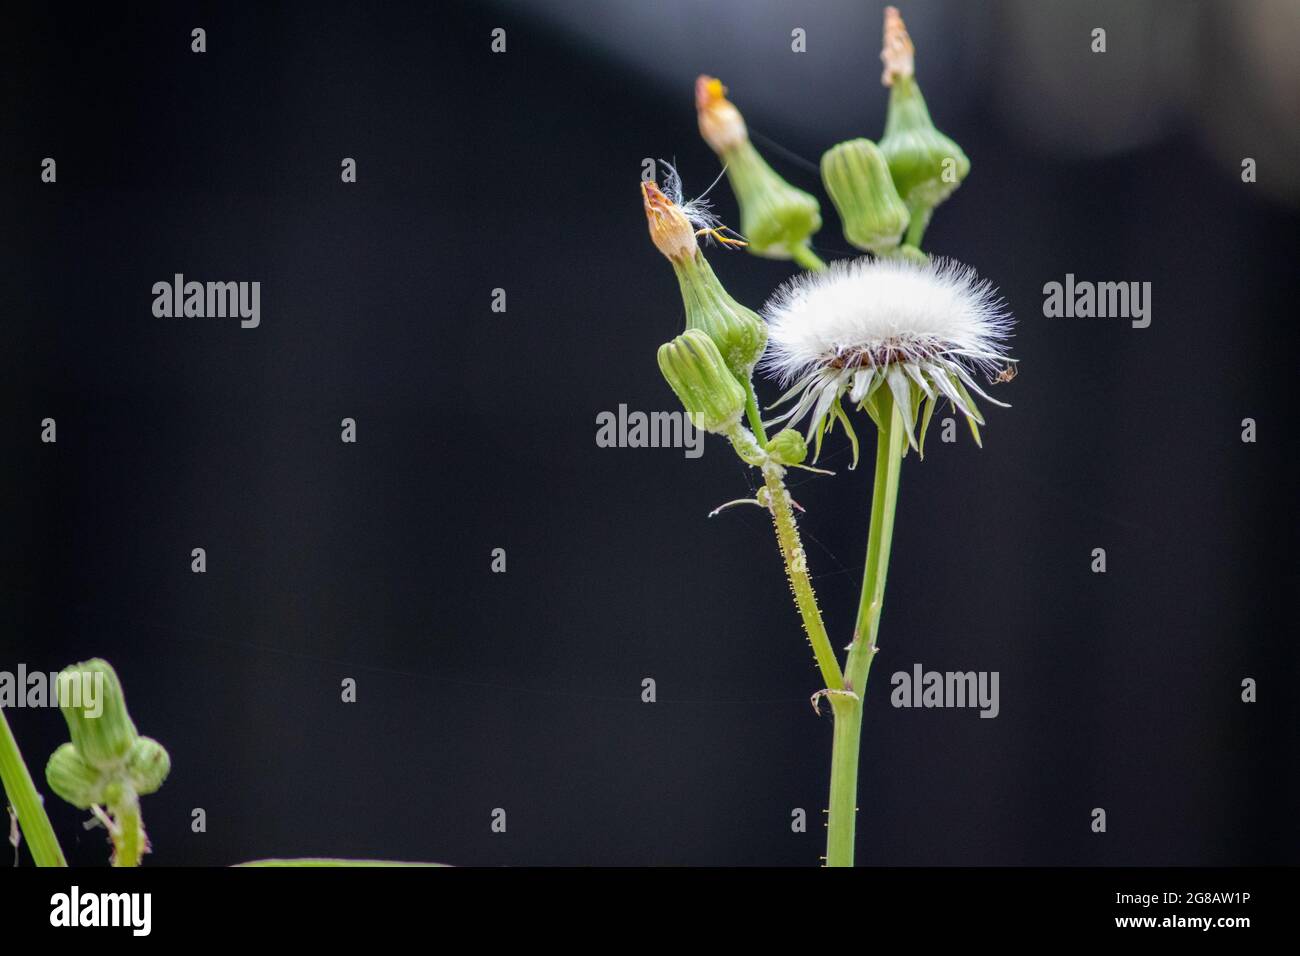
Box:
[759,255,1012,386]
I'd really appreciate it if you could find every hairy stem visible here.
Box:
[0,707,67,866]
[760,464,843,693]
[791,244,828,272]
[826,389,908,867]
[107,785,144,867]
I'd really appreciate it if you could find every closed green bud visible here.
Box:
[45,742,105,810]
[57,659,137,769]
[672,252,767,380]
[878,9,969,216]
[697,76,821,261]
[767,429,808,466]
[821,139,910,254]
[657,330,747,434]
[126,736,171,796]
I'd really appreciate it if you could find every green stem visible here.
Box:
[0,707,67,866]
[825,390,908,867]
[825,695,861,866]
[743,379,769,447]
[904,202,931,250]
[760,464,843,693]
[791,244,828,272]
[106,785,144,867]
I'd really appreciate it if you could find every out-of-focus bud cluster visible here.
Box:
[44,660,170,810]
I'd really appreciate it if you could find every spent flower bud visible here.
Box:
[642,177,767,379]
[696,76,822,260]
[642,180,699,262]
[877,8,970,216]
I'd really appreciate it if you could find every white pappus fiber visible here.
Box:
[761,255,1012,385]
[758,255,1015,452]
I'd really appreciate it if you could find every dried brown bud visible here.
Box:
[881,7,915,87]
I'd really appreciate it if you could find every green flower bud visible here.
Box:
[697,76,821,260]
[657,330,747,434]
[672,251,767,380]
[767,429,808,466]
[820,139,910,254]
[56,659,138,769]
[126,736,171,796]
[45,742,105,810]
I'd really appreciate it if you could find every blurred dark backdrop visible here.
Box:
[1,0,1295,866]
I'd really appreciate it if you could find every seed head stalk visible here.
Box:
[826,387,908,866]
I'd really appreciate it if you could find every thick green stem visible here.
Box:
[760,465,843,693]
[825,695,862,866]
[825,390,908,867]
[791,244,828,272]
[0,707,67,866]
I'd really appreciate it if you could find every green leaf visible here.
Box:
[830,396,860,468]
[918,396,936,459]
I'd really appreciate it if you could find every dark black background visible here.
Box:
[2,1,1295,867]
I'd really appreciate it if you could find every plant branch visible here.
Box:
[760,464,843,693]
